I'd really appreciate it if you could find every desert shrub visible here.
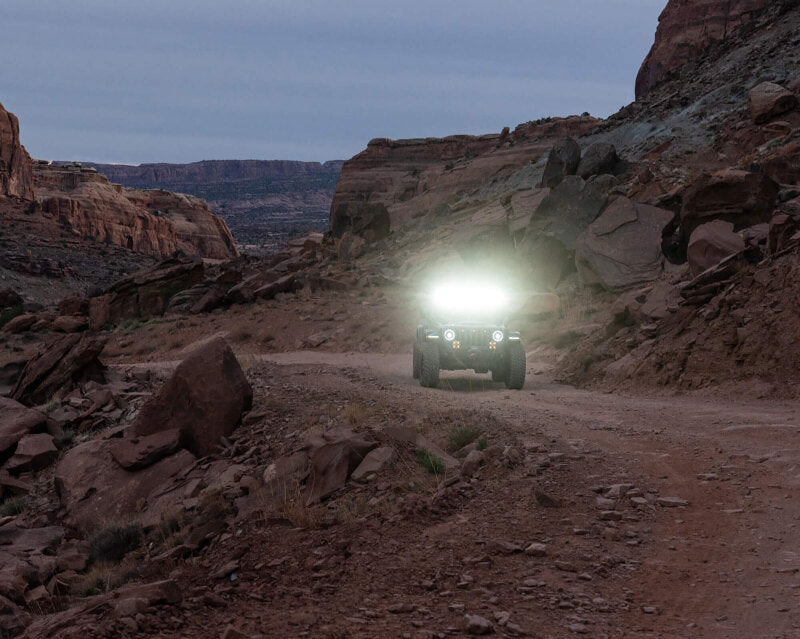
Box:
[415,448,445,475]
[343,402,366,425]
[447,425,483,453]
[71,561,136,597]
[476,437,488,451]
[0,496,26,517]
[230,327,253,343]
[88,521,143,563]
[0,305,24,328]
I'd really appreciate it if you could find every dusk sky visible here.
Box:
[5,1,665,164]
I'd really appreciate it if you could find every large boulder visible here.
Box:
[577,143,618,179]
[0,399,47,459]
[680,169,779,241]
[130,337,252,457]
[10,335,106,407]
[528,176,607,250]
[687,220,746,276]
[54,438,195,532]
[575,197,675,290]
[88,256,204,329]
[541,138,581,188]
[748,82,799,125]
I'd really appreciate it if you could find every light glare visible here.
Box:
[430,282,508,314]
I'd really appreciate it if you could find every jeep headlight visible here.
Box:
[492,330,504,342]
[443,329,456,341]
[430,282,508,314]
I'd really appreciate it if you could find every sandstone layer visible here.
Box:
[0,102,34,200]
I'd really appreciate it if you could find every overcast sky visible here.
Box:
[4,1,665,164]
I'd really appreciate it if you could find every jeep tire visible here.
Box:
[505,342,526,390]
[412,343,422,379]
[419,342,440,388]
[491,366,506,382]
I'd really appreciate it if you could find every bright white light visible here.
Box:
[492,330,504,342]
[430,282,509,314]
[443,329,456,341]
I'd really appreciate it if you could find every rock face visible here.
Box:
[330,116,599,235]
[635,0,781,99]
[0,102,34,200]
[687,220,746,276]
[35,163,238,260]
[575,197,675,290]
[130,338,252,457]
[748,82,799,124]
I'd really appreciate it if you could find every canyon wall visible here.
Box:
[0,102,34,200]
[635,0,799,99]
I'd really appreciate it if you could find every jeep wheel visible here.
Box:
[505,342,526,390]
[412,344,422,379]
[491,366,506,382]
[419,342,440,388]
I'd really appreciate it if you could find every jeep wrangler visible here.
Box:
[413,282,526,389]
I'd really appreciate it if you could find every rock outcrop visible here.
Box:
[687,220,746,276]
[330,116,600,236]
[748,82,799,124]
[0,103,34,201]
[35,163,238,260]
[635,0,790,99]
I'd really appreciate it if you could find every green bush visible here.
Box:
[88,521,143,563]
[447,425,482,453]
[415,448,445,475]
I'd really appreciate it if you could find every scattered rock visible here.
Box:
[464,613,494,635]
[577,143,619,179]
[5,434,58,473]
[304,428,376,503]
[542,138,581,188]
[351,446,395,482]
[657,496,689,507]
[0,399,47,457]
[524,542,547,557]
[109,429,183,470]
[687,220,745,276]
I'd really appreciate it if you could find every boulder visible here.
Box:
[350,446,396,481]
[768,212,800,255]
[680,169,779,240]
[575,197,675,290]
[5,434,58,473]
[577,143,618,179]
[0,399,47,457]
[10,335,106,407]
[338,231,367,261]
[749,82,799,125]
[541,137,581,188]
[109,429,182,470]
[54,438,195,532]
[687,220,746,276]
[304,429,376,503]
[262,452,310,498]
[1,314,37,334]
[255,273,301,300]
[508,188,549,234]
[57,296,89,317]
[529,176,607,251]
[130,337,252,457]
[0,472,33,498]
[51,315,88,333]
[640,283,681,321]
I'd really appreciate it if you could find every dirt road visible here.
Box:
[125,350,800,637]
[254,351,800,637]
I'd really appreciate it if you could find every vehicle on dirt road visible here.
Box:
[413,281,526,389]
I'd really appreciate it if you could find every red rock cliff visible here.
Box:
[330,116,599,235]
[636,0,798,99]
[35,163,238,260]
[0,102,34,200]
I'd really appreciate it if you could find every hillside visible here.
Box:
[85,160,344,253]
